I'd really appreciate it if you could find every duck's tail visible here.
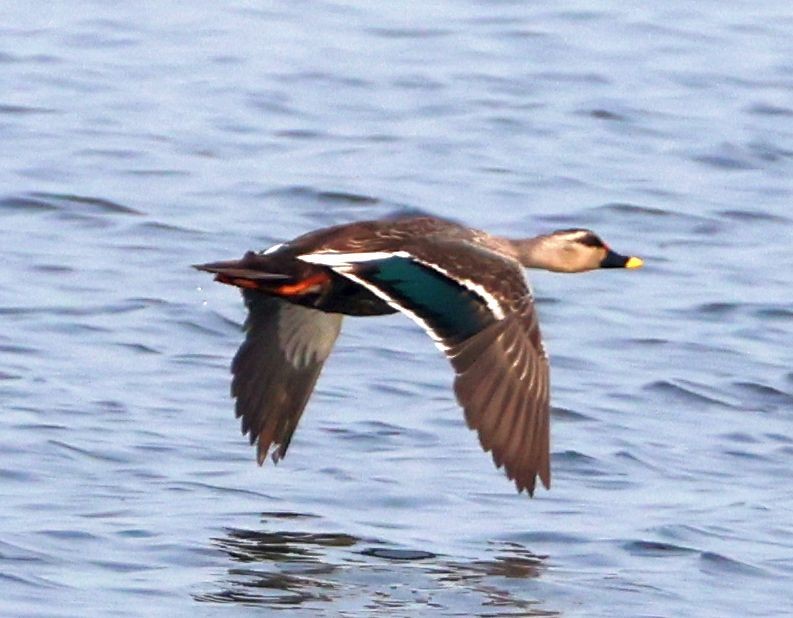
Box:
[194,251,331,296]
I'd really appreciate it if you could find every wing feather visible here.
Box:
[230,291,342,464]
[310,243,551,496]
[451,301,550,495]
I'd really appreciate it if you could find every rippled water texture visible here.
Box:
[2,2,793,616]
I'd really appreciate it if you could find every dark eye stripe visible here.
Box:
[553,228,604,248]
[576,233,604,248]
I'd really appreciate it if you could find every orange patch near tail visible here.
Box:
[214,271,330,295]
[274,272,330,296]
[214,274,260,289]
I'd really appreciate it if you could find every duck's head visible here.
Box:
[517,228,644,273]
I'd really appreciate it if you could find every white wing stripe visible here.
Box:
[407,255,507,320]
[299,250,507,320]
[298,251,411,265]
[263,242,284,255]
[329,267,451,353]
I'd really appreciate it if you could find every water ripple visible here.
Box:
[2,1,792,616]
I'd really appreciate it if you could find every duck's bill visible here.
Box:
[624,256,644,269]
[600,250,644,269]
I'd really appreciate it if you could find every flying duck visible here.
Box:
[195,215,643,496]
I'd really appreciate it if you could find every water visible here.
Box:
[2,2,792,616]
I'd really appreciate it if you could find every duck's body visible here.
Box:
[196,215,642,496]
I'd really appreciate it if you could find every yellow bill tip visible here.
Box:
[625,256,644,269]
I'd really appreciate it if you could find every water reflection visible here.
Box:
[196,513,557,615]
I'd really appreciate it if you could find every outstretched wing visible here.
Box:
[446,298,550,495]
[232,290,342,464]
[300,240,550,495]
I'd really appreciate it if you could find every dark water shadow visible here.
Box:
[195,512,557,615]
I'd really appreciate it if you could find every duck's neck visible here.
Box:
[507,236,556,270]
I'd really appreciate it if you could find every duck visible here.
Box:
[195,214,643,496]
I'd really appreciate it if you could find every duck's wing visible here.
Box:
[232,290,342,465]
[447,298,550,496]
[300,240,550,496]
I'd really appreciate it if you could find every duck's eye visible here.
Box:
[577,234,604,248]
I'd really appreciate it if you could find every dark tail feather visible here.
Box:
[193,262,290,281]
[193,251,295,291]
[193,251,291,279]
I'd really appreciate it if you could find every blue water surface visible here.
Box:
[1,2,792,616]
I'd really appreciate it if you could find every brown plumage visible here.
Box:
[195,215,642,496]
